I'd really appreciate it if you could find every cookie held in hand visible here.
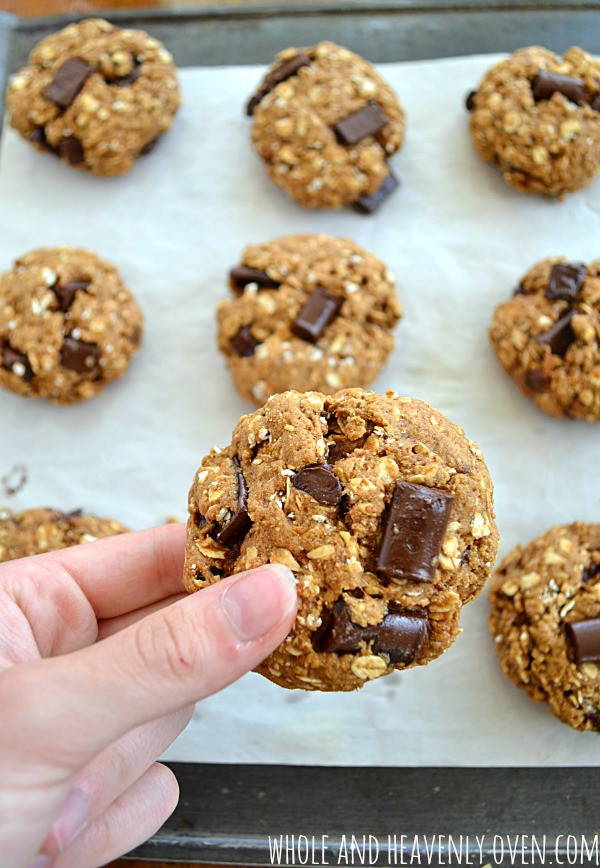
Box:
[184,388,499,692]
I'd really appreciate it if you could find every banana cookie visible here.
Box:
[0,247,143,404]
[467,46,600,198]
[7,18,180,176]
[0,506,128,562]
[184,388,499,692]
[489,523,600,732]
[246,42,404,212]
[218,235,402,405]
[489,256,600,421]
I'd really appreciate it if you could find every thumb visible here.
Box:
[1,563,297,777]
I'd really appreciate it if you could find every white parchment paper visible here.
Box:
[1,54,599,766]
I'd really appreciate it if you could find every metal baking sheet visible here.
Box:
[2,3,600,865]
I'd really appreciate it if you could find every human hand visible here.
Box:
[0,523,297,868]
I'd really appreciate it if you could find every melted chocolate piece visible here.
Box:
[333,100,389,145]
[53,279,90,313]
[536,310,576,357]
[565,619,600,664]
[2,345,33,382]
[230,326,260,357]
[43,57,92,109]
[465,90,477,111]
[60,337,100,374]
[328,434,363,463]
[318,598,428,665]
[216,456,252,546]
[246,52,311,115]
[583,562,600,582]
[292,464,342,506]
[230,266,280,293]
[591,93,600,112]
[525,369,550,393]
[58,135,85,165]
[375,481,454,583]
[545,262,586,302]
[531,70,585,106]
[111,64,140,87]
[291,287,342,343]
[354,170,399,214]
[28,126,54,152]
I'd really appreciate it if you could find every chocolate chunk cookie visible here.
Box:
[489,523,600,732]
[489,256,600,421]
[247,42,404,211]
[0,247,143,404]
[7,18,180,176]
[467,46,600,197]
[219,235,402,405]
[0,506,128,562]
[184,388,499,692]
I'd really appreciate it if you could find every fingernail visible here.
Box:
[221,564,297,641]
[49,786,90,853]
[31,856,51,868]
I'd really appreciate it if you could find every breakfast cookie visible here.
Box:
[489,256,600,421]
[246,41,404,211]
[0,506,128,562]
[184,388,499,692]
[0,247,143,404]
[6,17,180,176]
[219,235,402,405]
[489,523,600,732]
[467,46,600,197]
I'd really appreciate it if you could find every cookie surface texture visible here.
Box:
[489,256,600,421]
[0,247,143,404]
[219,235,402,405]
[184,388,499,692]
[0,506,128,562]
[468,46,600,197]
[247,42,404,210]
[489,522,600,732]
[7,17,180,176]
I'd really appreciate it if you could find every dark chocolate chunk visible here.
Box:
[216,456,252,546]
[111,64,139,88]
[375,481,454,583]
[2,345,33,382]
[230,326,260,357]
[43,57,92,109]
[525,368,550,393]
[246,52,311,115]
[60,337,100,374]
[328,435,363,463]
[58,135,85,165]
[53,279,90,313]
[291,286,342,343]
[292,464,343,506]
[587,711,600,732]
[583,562,600,582]
[536,310,576,357]
[565,618,600,664]
[465,90,477,111]
[333,101,390,146]
[318,598,428,665]
[354,170,399,214]
[545,262,586,302]
[531,70,585,106]
[230,266,280,293]
[591,93,600,112]
[28,126,54,152]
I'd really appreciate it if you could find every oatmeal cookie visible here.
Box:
[6,17,180,176]
[0,247,143,404]
[247,41,404,211]
[489,256,600,421]
[467,46,600,197]
[489,523,600,732]
[0,506,128,562]
[184,388,499,692]
[219,234,402,405]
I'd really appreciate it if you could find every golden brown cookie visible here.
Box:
[184,388,499,692]
[489,523,600,732]
[467,46,600,198]
[0,247,143,404]
[0,506,128,562]
[7,18,180,176]
[218,235,402,405]
[247,42,404,211]
[489,256,600,421]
